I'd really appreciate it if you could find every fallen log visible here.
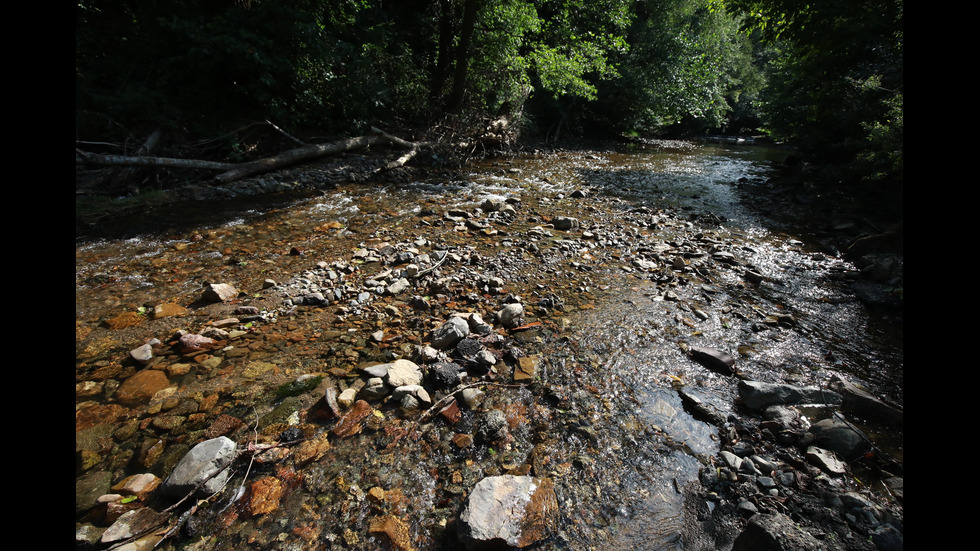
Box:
[215,132,407,183]
[75,128,421,184]
[75,150,236,171]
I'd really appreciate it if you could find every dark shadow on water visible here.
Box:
[75,189,318,243]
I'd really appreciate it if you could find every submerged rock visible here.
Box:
[457,475,558,550]
[688,345,736,375]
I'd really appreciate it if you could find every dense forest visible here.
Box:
[76,0,902,185]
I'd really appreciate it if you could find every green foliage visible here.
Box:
[77,0,900,180]
[724,0,903,179]
[586,0,761,136]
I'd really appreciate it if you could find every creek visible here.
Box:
[76,140,903,551]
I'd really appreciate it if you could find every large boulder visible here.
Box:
[457,475,558,550]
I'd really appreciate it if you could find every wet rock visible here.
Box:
[151,303,188,319]
[202,283,237,302]
[75,523,105,548]
[807,415,871,460]
[332,400,373,437]
[457,475,559,550]
[204,414,244,439]
[829,375,903,426]
[369,514,416,551]
[115,370,170,407]
[732,512,826,551]
[161,436,237,498]
[689,345,736,375]
[129,343,154,364]
[514,356,538,382]
[101,507,166,546]
[246,476,284,516]
[738,380,842,411]
[76,471,112,515]
[678,387,727,426]
[104,311,143,330]
[428,362,463,388]
[292,433,331,467]
[476,409,508,443]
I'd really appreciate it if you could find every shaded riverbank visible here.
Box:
[76,141,902,550]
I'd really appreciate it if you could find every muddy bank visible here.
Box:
[76,143,902,551]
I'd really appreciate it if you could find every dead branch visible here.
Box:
[75,150,236,171]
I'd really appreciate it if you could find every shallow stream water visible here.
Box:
[76,141,902,550]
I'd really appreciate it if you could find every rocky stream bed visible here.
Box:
[76,141,903,551]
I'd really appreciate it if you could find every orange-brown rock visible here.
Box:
[76,404,130,432]
[204,414,245,439]
[514,356,538,382]
[292,433,331,467]
[151,303,188,320]
[104,311,143,330]
[111,473,162,499]
[331,400,373,438]
[247,476,284,516]
[115,370,170,407]
[368,514,416,551]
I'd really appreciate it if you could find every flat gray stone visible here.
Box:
[161,436,237,497]
[738,380,842,410]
